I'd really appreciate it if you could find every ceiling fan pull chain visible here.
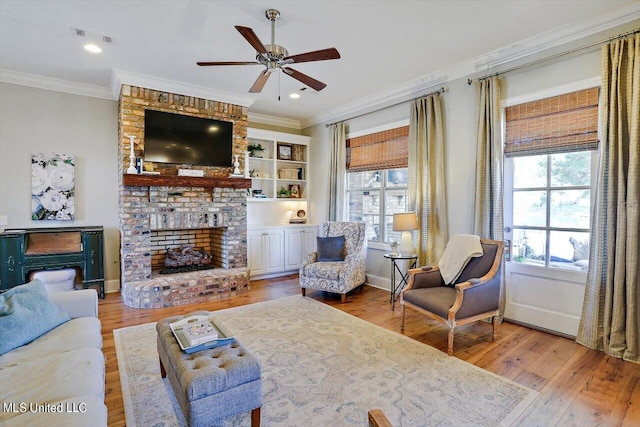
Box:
[278,70,281,101]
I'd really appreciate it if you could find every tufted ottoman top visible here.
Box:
[156,311,262,401]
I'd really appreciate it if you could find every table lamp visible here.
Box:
[393,212,418,254]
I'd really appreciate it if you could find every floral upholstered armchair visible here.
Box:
[300,221,367,303]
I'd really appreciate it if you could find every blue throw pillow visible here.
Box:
[0,279,70,356]
[317,236,346,262]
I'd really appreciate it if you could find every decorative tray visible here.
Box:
[170,315,235,354]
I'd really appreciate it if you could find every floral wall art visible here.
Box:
[31,153,75,220]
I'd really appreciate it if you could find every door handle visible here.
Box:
[504,226,512,233]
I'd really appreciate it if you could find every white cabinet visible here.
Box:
[247,228,284,277]
[284,226,318,271]
[248,225,318,278]
[247,128,310,201]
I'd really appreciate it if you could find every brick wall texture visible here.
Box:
[118,85,249,308]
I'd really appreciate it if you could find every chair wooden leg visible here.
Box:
[341,293,346,303]
[159,358,166,378]
[401,304,406,331]
[447,328,454,356]
[301,288,306,297]
[251,407,261,427]
[492,316,499,341]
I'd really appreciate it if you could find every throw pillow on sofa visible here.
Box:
[0,279,70,355]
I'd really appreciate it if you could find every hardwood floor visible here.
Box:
[100,275,639,426]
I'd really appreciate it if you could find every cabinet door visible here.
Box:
[302,229,318,258]
[82,231,104,281]
[0,234,25,291]
[284,229,303,270]
[247,231,267,276]
[264,231,284,273]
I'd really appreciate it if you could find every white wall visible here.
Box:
[304,22,638,291]
[0,83,120,287]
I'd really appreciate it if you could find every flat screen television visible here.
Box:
[143,109,233,167]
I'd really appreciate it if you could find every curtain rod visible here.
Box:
[325,87,446,128]
[468,28,639,85]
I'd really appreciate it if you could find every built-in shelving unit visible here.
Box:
[247,129,310,201]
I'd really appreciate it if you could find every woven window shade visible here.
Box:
[505,87,599,157]
[346,126,409,172]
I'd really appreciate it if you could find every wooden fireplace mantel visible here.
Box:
[123,174,252,189]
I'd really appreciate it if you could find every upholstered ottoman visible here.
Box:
[156,312,262,427]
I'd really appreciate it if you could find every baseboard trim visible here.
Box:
[105,279,120,294]
[365,274,391,292]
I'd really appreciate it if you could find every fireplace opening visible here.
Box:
[160,246,214,275]
[149,227,227,277]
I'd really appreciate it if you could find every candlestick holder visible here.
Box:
[126,135,138,174]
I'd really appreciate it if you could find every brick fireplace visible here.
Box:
[118,85,251,308]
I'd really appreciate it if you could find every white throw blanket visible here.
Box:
[438,234,484,284]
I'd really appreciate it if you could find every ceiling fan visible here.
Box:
[197,9,340,93]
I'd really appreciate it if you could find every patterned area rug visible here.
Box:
[114,296,537,426]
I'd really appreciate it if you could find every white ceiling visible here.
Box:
[1,0,638,128]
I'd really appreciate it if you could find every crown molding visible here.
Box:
[304,5,640,128]
[248,112,301,130]
[302,73,448,129]
[0,68,115,100]
[111,69,255,107]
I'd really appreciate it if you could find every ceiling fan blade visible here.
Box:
[282,67,327,91]
[283,48,340,64]
[235,25,268,55]
[249,70,271,93]
[197,61,260,66]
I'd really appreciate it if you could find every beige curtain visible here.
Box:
[408,94,448,267]
[576,33,639,364]
[328,122,346,221]
[472,76,505,315]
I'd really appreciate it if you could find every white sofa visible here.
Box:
[0,288,107,426]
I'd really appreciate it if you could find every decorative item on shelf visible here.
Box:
[279,168,299,180]
[277,186,291,198]
[393,212,419,254]
[249,169,261,178]
[135,157,144,174]
[178,169,204,177]
[289,209,307,224]
[251,189,267,198]
[292,144,304,161]
[247,143,265,158]
[278,144,293,160]
[289,184,301,198]
[126,135,138,174]
[389,240,399,256]
[229,154,243,177]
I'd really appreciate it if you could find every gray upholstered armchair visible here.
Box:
[300,221,367,303]
[401,237,504,356]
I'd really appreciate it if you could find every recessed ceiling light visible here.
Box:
[84,43,102,53]
[289,93,300,99]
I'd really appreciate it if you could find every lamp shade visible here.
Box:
[393,212,418,231]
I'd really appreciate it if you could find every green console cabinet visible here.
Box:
[0,226,105,298]
[0,233,25,291]
[82,230,105,292]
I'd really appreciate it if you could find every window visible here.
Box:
[345,125,409,243]
[505,87,598,271]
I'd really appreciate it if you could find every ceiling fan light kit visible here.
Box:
[197,9,340,93]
